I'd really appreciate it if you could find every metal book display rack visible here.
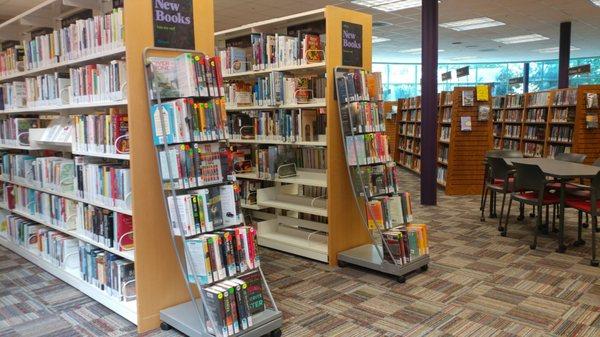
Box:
[333,66,429,283]
[142,47,282,337]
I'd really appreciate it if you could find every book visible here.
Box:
[238,270,265,315]
[461,90,474,106]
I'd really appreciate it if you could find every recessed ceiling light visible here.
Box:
[351,0,422,12]
[493,34,549,44]
[536,46,580,53]
[399,48,445,54]
[440,17,505,31]
[451,56,477,61]
[372,36,391,43]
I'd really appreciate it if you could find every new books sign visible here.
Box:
[153,0,195,50]
[342,22,363,67]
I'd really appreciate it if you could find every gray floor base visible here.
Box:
[160,300,282,337]
[337,244,429,280]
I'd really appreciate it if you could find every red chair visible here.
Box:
[564,171,600,267]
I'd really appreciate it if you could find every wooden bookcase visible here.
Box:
[490,85,600,163]
[395,88,493,195]
[384,101,399,161]
[214,6,372,267]
[0,0,217,332]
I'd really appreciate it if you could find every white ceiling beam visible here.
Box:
[62,0,102,11]
[20,16,57,28]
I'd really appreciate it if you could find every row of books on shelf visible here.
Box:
[382,224,429,265]
[0,60,126,110]
[166,184,242,237]
[441,92,453,106]
[549,126,574,142]
[437,167,447,185]
[399,153,420,171]
[232,145,326,175]
[336,69,383,103]
[350,163,401,198]
[553,89,577,106]
[503,139,520,151]
[219,31,325,75]
[365,192,414,230]
[345,133,391,166]
[400,124,421,138]
[184,226,259,285]
[524,142,544,157]
[2,154,131,210]
[150,98,227,145]
[492,96,505,109]
[440,107,451,122]
[73,109,129,155]
[504,110,522,122]
[0,215,135,302]
[526,109,547,122]
[227,108,326,143]
[149,53,224,99]
[523,126,545,141]
[552,107,575,123]
[6,183,133,252]
[402,97,419,109]
[346,101,385,134]
[400,109,421,122]
[504,125,521,138]
[438,145,449,164]
[439,126,451,141]
[548,145,571,158]
[157,143,224,190]
[238,180,271,206]
[0,117,39,145]
[528,92,550,107]
[224,74,326,108]
[203,271,265,337]
[506,95,524,108]
[0,8,124,77]
[493,125,502,137]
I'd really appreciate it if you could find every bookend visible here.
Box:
[143,47,282,337]
[333,67,429,283]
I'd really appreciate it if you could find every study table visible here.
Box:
[504,158,600,252]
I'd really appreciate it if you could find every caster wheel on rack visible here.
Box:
[420,264,429,272]
[337,260,348,268]
[396,275,406,283]
[270,328,282,337]
[160,322,172,331]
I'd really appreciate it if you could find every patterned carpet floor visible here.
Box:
[1,169,599,337]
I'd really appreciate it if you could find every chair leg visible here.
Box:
[529,204,535,218]
[498,192,507,232]
[583,213,589,229]
[502,197,513,237]
[545,205,550,227]
[490,191,497,218]
[574,211,585,247]
[517,202,525,221]
[591,215,598,267]
[531,204,542,250]
[480,186,488,222]
[552,205,557,233]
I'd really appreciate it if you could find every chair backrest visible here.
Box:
[513,163,548,197]
[488,157,514,181]
[593,158,600,167]
[555,152,587,163]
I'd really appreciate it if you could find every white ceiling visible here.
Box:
[3,1,600,63]
[215,0,600,63]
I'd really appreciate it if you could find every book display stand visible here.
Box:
[333,67,429,283]
[143,47,282,337]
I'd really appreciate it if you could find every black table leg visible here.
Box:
[557,180,567,253]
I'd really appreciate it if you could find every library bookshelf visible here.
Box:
[490,85,600,162]
[215,6,372,266]
[396,88,493,195]
[384,101,399,161]
[0,0,217,332]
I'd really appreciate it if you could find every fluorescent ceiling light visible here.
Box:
[372,36,391,43]
[493,34,549,44]
[440,17,505,31]
[536,46,580,53]
[351,0,422,12]
[399,48,445,54]
[590,0,600,7]
[451,56,477,61]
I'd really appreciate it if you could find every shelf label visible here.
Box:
[342,21,363,67]
[456,66,470,78]
[153,0,195,50]
[569,64,591,76]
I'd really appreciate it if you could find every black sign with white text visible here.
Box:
[441,71,452,81]
[456,66,470,78]
[341,21,363,67]
[153,0,195,50]
[569,64,591,76]
[509,77,524,85]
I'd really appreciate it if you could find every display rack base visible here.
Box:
[337,244,429,282]
[160,300,283,337]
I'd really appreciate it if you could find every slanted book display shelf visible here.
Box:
[395,87,493,195]
[491,85,600,163]
[215,6,374,266]
[0,0,226,332]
